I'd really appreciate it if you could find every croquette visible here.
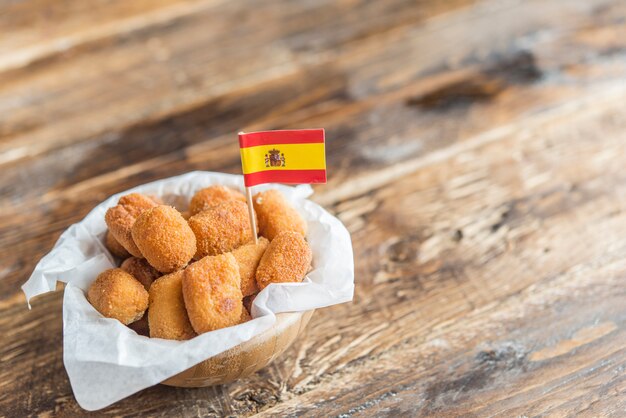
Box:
[253,190,307,241]
[230,237,269,297]
[131,206,196,273]
[105,230,130,259]
[148,271,196,340]
[255,232,312,290]
[105,193,160,257]
[121,257,161,291]
[182,253,243,334]
[87,268,149,325]
[188,200,255,258]
[94,182,318,341]
[189,185,246,216]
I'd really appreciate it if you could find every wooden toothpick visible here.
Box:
[245,186,258,245]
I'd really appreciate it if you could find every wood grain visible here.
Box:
[1,0,625,416]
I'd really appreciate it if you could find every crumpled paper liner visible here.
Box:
[22,171,354,411]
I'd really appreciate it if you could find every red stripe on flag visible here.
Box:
[243,169,327,187]
[239,129,324,148]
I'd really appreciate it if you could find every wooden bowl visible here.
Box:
[162,310,314,387]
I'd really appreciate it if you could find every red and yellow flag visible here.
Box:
[239,129,327,187]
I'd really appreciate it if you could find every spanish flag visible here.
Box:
[239,129,327,187]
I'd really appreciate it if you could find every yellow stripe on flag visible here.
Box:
[240,143,326,175]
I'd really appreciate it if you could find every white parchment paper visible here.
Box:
[21,171,354,411]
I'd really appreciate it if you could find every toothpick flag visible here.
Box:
[238,129,327,187]
[238,129,327,243]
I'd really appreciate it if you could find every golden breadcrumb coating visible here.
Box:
[253,189,307,241]
[230,237,269,297]
[121,257,161,291]
[188,200,256,258]
[255,232,312,290]
[105,230,130,259]
[87,268,148,325]
[189,185,246,216]
[148,271,196,340]
[131,206,196,273]
[128,313,150,337]
[182,253,243,334]
[105,193,160,257]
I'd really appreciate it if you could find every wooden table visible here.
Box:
[1,0,626,416]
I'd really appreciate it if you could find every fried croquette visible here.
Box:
[105,193,160,257]
[121,257,161,291]
[182,253,243,334]
[128,314,150,337]
[253,190,307,241]
[87,268,148,325]
[131,206,196,273]
[189,185,246,216]
[148,271,196,340]
[255,232,312,290]
[188,200,255,258]
[230,237,269,297]
[105,230,130,259]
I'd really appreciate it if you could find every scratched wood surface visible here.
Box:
[1,0,626,416]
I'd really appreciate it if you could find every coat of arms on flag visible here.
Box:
[265,149,286,168]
